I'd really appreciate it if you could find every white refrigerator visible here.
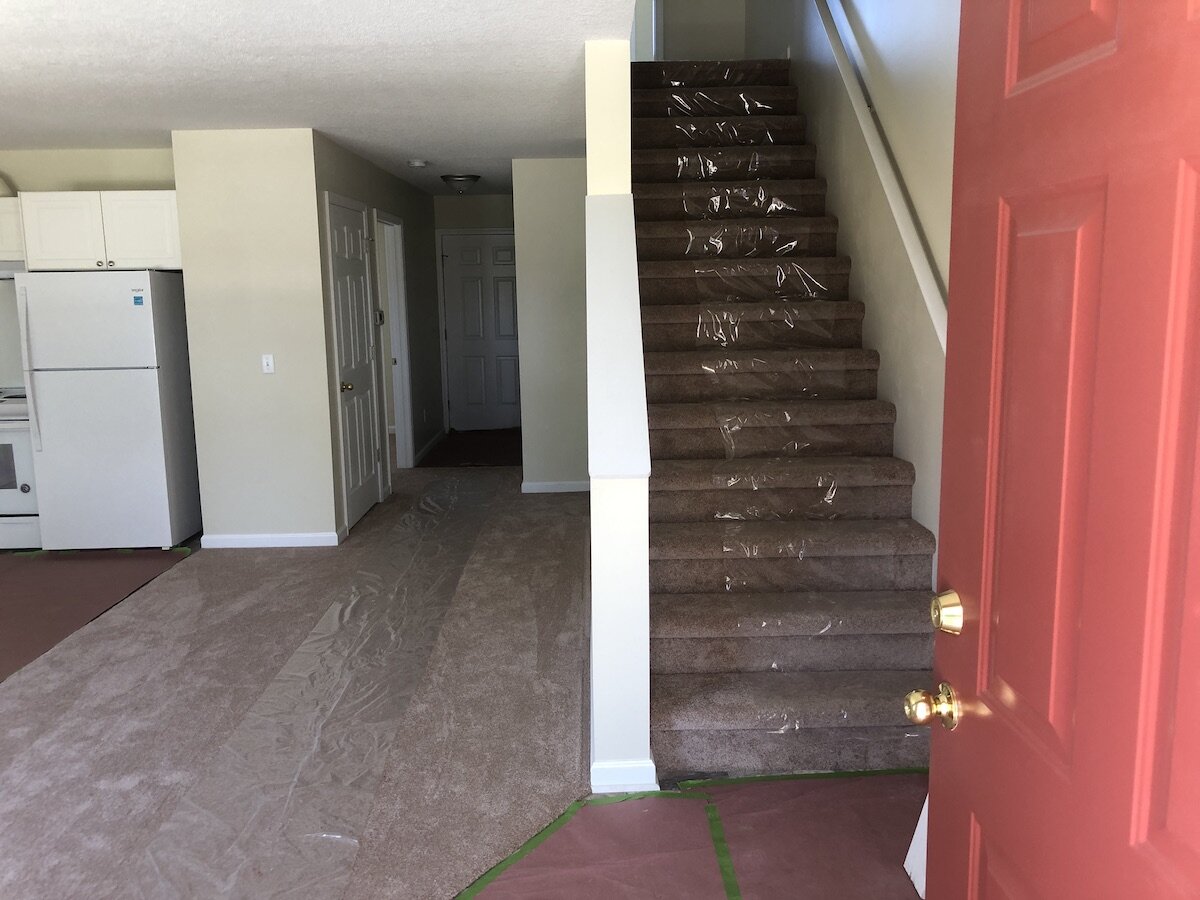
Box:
[15,270,201,550]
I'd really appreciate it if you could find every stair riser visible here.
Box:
[637,230,837,261]
[634,191,825,222]
[651,634,934,674]
[650,485,914,522]
[633,150,816,183]
[645,370,877,403]
[632,61,792,90]
[633,117,806,149]
[632,87,798,118]
[640,273,850,305]
[642,320,864,352]
[651,727,930,778]
[650,555,934,593]
[649,424,894,460]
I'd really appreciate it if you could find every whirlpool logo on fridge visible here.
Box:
[131,291,146,306]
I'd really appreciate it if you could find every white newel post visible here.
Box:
[584,39,658,793]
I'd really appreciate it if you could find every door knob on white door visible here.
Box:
[340,382,354,392]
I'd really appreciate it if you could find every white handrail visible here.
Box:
[814,0,948,352]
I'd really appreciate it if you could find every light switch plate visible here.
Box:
[261,354,275,374]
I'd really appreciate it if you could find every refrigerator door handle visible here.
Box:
[19,287,42,452]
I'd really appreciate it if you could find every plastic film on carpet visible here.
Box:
[657,90,790,118]
[679,222,806,258]
[635,60,787,89]
[666,118,792,148]
[125,476,492,899]
[672,149,772,181]
[680,183,803,219]
[695,304,840,348]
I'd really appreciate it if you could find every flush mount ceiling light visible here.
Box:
[406,159,428,168]
[441,174,481,194]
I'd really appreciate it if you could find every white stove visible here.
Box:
[0,385,40,548]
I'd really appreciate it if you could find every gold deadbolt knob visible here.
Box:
[904,682,961,731]
[931,589,964,635]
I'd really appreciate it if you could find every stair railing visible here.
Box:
[814,0,949,351]
[584,39,658,793]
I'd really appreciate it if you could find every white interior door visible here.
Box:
[327,194,382,531]
[441,233,520,431]
[379,217,414,468]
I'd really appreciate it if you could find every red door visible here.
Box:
[930,2,1200,897]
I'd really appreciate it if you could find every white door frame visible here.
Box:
[434,227,517,432]
[374,212,415,469]
[324,191,388,531]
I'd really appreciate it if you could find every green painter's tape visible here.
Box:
[705,801,742,900]
[678,767,929,790]
[456,791,714,898]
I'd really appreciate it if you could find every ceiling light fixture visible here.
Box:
[406,159,428,168]
[441,174,481,195]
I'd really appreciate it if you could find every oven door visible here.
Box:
[0,421,37,516]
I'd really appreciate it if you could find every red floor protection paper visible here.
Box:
[705,773,926,899]
[478,796,729,899]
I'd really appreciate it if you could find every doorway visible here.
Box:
[325,193,386,532]
[432,230,522,468]
[375,213,415,470]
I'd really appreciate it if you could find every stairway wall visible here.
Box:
[743,1,953,539]
[512,158,589,491]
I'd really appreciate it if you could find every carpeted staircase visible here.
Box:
[632,59,935,778]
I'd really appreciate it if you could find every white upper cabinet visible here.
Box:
[0,198,24,260]
[99,191,182,270]
[20,190,181,271]
[19,192,106,270]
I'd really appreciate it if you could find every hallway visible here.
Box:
[0,468,590,898]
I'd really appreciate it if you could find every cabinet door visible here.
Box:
[19,192,106,271]
[100,191,182,270]
[0,198,24,260]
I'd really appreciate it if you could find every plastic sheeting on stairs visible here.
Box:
[695,303,845,348]
[683,184,802,219]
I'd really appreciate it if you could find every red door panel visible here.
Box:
[931,2,1200,897]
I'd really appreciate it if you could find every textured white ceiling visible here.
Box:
[0,0,636,193]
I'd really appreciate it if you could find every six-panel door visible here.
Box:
[931,2,1200,897]
[442,233,521,431]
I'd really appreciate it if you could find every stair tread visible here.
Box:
[650,456,915,490]
[650,519,936,560]
[632,85,798,118]
[634,178,824,199]
[633,115,805,149]
[636,215,838,237]
[651,669,926,731]
[649,398,896,429]
[640,256,851,276]
[651,591,935,638]
[632,59,792,89]
[632,145,817,163]
[644,348,877,376]
[641,299,865,324]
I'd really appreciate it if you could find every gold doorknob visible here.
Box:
[340,382,354,392]
[904,682,961,730]
[931,589,964,635]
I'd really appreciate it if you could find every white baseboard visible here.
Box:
[522,480,590,494]
[200,532,341,549]
[590,758,659,794]
[413,431,444,465]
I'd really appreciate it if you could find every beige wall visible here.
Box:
[664,0,746,60]
[0,149,175,192]
[743,0,956,538]
[512,158,588,489]
[172,128,337,539]
[312,134,441,526]
[433,195,514,231]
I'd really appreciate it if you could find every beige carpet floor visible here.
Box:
[0,468,590,899]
